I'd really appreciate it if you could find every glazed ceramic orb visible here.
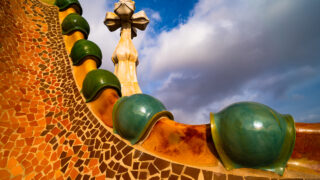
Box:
[81,69,121,103]
[54,0,82,15]
[70,39,102,68]
[112,94,174,145]
[210,102,295,175]
[61,13,90,39]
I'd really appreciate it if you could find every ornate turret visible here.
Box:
[104,0,149,96]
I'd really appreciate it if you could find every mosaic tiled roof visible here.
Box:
[0,0,319,179]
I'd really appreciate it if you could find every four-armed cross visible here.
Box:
[104,0,149,96]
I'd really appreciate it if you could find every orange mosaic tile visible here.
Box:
[0,159,8,168]
[10,165,24,177]
[11,175,22,180]
[0,169,11,179]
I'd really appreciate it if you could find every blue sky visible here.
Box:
[79,0,320,124]
[135,0,198,32]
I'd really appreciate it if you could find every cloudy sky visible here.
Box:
[78,0,320,124]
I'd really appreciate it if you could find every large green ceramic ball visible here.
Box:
[61,13,90,39]
[112,94,173,144]
[70,39,102,68]
[211,102,295,175]
[81,69,121,103]
[54,0,82,15]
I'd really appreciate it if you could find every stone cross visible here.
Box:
[104,0,149,96]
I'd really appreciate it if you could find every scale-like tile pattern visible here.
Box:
[0,0,309,179]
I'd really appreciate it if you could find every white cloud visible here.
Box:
[170,89,259,124]
[138,0,320,124]
[151,11,161,21]
[297,114,320,123]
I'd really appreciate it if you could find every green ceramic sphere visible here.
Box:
[81,69,121,103]
[70,39,102,68]
[54,0,82,15]
[112,94,174,145]
[210,102,295,175]
[61,13,90,39]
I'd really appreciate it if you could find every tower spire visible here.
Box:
[104,0,149,96]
